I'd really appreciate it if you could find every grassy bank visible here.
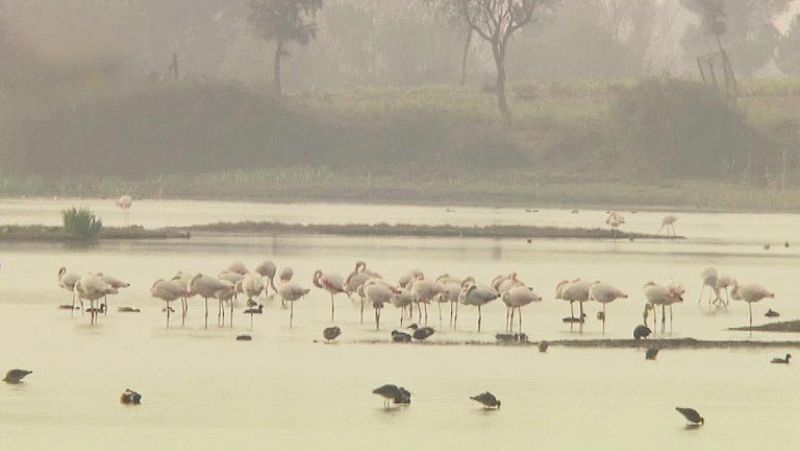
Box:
[187,221,681,240]
[0,225,190,242]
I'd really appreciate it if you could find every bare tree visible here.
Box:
[460,0,539,125]
[429,0,476,85]
[248,0,323,96]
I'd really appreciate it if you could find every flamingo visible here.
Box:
[313,270,346,322]
[410,277,445,326]
[458,279,499,332]
[715,273,734,307]
[345,266,373,323]
[390,287,414,326]
[364,279,394,330]
[97,273,129,315]
[556,279,593,329]
[278,282,310,328]
[74,274,118,324]
[171,271,192,323]
[698,267,719,308]
[188,274,232,329]
[278,267,294,283]
[605,211,625,239]
[57,267,81,312]
[588,282,627,333]
[227,261,248,275]
[502,285,542,333]
[398,269,424,289]
[643,281,682,332]
[241,272,265,306]
[435,275,462,327]
[731,280,774,331]
[114,195,132,227]
[658,215,678,236]
[255,260,277,295]
[150,279,187,327]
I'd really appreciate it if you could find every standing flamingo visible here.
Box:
[241,272,265,306]
[458,279,499,332]
[98,273,129,315]
[188,274,232,329]
[313,270,346,322]
[589,282,628,333]
[150,279,187,327]
[255,260,277,295]
[57,267,81,311]
[715,273,734,307]
[643,281,682,332]
[731,280,775,331]
[364,279,394,330]
[502,285,542,333]
[278,282,310,328]
[605,211,625,239]
[436,274,462,327]
[410,277,445,326]
[74,274,118,324]
[658,215,678,236]
[114,195,133,227]
[556,279,593,328]
[171,271,192,323]
[227,261,248,275]
[698,267,720,308]
[390,287,414,326]
[345,266,373,323]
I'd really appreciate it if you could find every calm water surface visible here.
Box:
[0,198,798,450]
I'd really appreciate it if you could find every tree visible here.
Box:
[460,0,540,126]
[777,15,800,75]
[429,0,476,85]
[248,0,323,96]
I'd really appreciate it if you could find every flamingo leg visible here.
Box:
[510,308,516,333]
[661,304,666,332]
[749,303,753,332]
[250,313,254,331]
[449,301,454,327]
[290,300,295,329]
[360,297,365,324]
[477,305,482,332]
[104,295,108,316]
[204,298,209,330]
[454,301,459,330]
[330,293,335,322]
[602,303,606,333]
[438,302,442,327]
[518,307,522,334]
[166,302,170,328]
[579,302,585,332]
[71,291,76,316]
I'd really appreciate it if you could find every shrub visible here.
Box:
[61,207,102,239]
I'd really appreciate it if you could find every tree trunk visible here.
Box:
[274,39,283,96]
[493,47,511,126]
[461,27,473,86]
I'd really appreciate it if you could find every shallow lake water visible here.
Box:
[0,198,798,450]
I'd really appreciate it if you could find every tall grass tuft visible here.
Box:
[61,207,103,240]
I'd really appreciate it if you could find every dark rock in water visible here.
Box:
[236,335,252,341]
[120,388,142,405]
[538,341,549,353]
[323,326,341,341]
[765,309,780,318]
[118,306,140,313]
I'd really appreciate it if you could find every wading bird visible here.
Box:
[364,279,394,330]
[646,347,659,360]
[114,195,132,227]
[74,274,118,324]
[278,282,310,328]
[698,267,720,308]
[556,279,593,328]
[410,277,445,326]
[502,285,542,333]
[408,323,435,341]
[633,324,652,340]
[3,369,32,384]
[98,273,130,314]
[458,278,499,332]
[372,384,404,407]
[605,211,625,239]
[470,392,501,409]
[150,279,187,327]
[675,407,704,426]
[313,270,346,322]
[589,282,627,333]
[658,215,678,236]
[731,281,774,331]
[57,267,81,312]
[188,274,232,329]
[241,272,265,306]
[255,260,278,295]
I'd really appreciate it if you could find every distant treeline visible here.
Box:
[0,78,789,187]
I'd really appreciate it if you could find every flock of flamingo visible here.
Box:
[57,258,776,334]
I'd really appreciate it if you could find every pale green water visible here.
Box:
[0,199,798,450]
